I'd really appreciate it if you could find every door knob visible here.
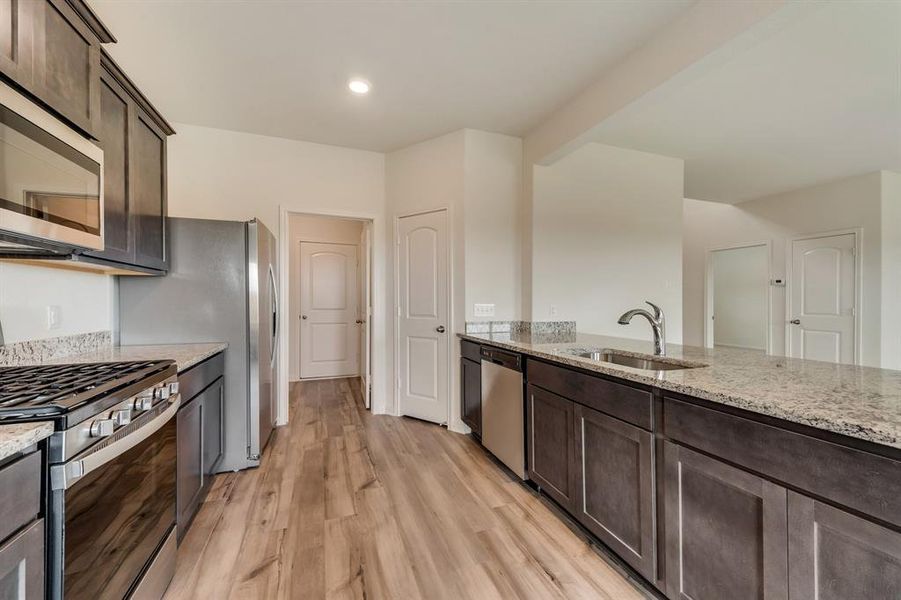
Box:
[301,315,308,320]
[790,319,801,325]
[355,319,363,324]
[436,326,446,333]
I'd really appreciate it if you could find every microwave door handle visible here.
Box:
[50,396,181,491]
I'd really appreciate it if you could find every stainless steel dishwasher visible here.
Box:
[480,346,526,479]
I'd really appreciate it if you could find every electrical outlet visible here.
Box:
[473,303,495,318]
[47,305,61,330]
[549,304,558,317]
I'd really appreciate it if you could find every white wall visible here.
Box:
[287,215,363,380]
[531,143,684,341]
[683,171,885,366]
[463,130,522,321]
[0,263,113,343]
[711,246,768,350]
[167,123,389,418]
[882,171,901,370]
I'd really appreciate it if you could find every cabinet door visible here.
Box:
[176,395,204,539]
[461,358,481,436]
[575,404,655,580]
[527,384,577,511]
[788,492,901,599]
[202,379,224,476]
[0,519,43,600]
[664,442,788,600]
[0,0,35,85]
[30,0,100,136]
[85,69,133,264]
[131,108,167,270]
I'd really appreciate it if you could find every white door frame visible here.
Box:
[277,206,382,426]
[298,240,360,380]
[785,228,862,364]
[393,207,452,424]
[703,240,773,353]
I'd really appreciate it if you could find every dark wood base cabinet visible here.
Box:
[576,404,655,582]
[663,442,788,600]
[176,353,225,540]
[527,384,577,511]
[0,449,44,599]
[512,355,901,600]
[461,357,481,437]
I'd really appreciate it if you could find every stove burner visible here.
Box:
[0,361,171,417]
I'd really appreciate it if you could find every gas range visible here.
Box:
[0,360,180,599]
[0,360,177,459]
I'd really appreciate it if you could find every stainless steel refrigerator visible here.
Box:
[118,217,278,472]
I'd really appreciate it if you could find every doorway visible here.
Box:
[395,209,450,424]
[705,243,771,352]
[787,231,858,364]
[288,214,373,395]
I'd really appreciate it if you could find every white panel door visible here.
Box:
[789,233,856,364]
[361,222,372,408]
[300,242,359,379]
[397,210,448,424]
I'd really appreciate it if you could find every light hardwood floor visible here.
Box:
[164,378,648,599]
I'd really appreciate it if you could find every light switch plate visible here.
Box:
[474,303,495,317]
[47,305,61,330]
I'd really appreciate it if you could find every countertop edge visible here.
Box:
[0,421,54,462]
[459,333,900,451]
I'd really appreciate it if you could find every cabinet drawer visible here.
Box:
[664,396,901,528]
[179,352,225,402]
[0,451,41,544]
[461,339,481,362]
[528,359,652,430]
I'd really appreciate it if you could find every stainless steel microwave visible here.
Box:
[0,80,104,253]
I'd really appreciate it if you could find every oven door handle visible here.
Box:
[51,396,181,491]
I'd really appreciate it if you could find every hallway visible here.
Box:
[164,378,647,599]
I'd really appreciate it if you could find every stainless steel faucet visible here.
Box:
[618,301,666,356]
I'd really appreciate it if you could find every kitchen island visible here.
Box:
[459,330,901,599]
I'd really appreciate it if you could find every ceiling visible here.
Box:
[585,1,901,203]
[89,0,694,152]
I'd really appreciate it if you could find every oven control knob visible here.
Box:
[168,382,180,395]
[90,419,114,438]
[133,395,154,411]
[156,386,171,400]
[112,409,131,427]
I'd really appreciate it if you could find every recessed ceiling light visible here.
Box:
[348,78,371,95]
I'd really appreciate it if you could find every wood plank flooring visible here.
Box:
[164,378,648,599]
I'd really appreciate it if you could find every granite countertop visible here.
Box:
[460,331,901,450]
[0,421,54,462]
[51,342,228,373]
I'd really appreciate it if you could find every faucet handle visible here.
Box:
[645,301,663,320]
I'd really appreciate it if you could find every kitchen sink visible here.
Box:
[573,350,704,371]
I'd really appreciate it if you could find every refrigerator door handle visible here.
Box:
[269,263,279,368]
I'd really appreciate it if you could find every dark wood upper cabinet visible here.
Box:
[0,0,35,84]
[788,492,901,600]
[461,357,481,437]
[84,51,173,273]
[94,69,131,262]
[131,109,167,270]
[574,404,656,582]
[664,441,789,600]
[0,0,113,137]
[527,384,577,511]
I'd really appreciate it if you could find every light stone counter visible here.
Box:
[0,421,54,462]
[50,342,227,373]
[460,331,901,450]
